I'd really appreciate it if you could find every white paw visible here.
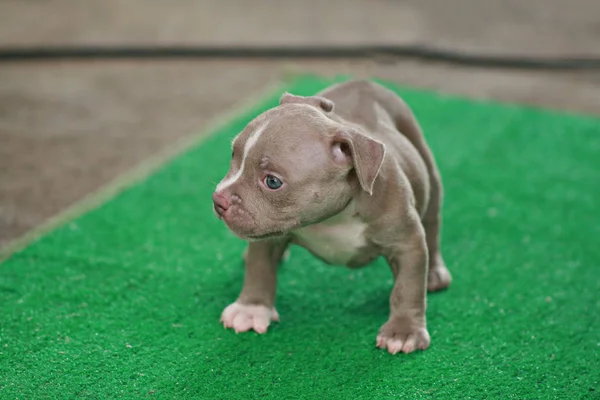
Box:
[220,302,279,334]
[376,316,431,355]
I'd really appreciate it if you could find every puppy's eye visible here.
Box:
[264,175,283,190]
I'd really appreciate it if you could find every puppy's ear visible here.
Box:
[279,92,334,113]
[331,130,385,195]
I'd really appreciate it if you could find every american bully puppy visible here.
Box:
[212,80,451,354]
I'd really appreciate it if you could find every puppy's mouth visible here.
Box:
[217,215,285,241]
[233,222,301,241]
[213,202,298,241]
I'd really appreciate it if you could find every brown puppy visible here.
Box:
[212,80,451,354]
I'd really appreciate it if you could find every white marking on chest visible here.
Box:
[216,122,268,192]
[292,202,368,265]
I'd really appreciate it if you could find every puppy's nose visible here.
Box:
[212,192,230,217]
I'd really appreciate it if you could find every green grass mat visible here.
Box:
[1,75,599,399]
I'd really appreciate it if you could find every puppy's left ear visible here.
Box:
[332,130,386,195]
[279,92,334,113]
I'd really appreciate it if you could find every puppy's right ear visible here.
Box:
[331,129,386,195]
[279,92,334,113]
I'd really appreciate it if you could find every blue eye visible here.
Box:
[264,175,283,190]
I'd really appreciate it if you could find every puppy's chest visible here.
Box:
[292,206,374,266]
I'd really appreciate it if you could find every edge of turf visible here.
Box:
[0,78,288,262]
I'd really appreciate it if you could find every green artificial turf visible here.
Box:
[1,74,599,399]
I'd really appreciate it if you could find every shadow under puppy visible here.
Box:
[212,80,451,354]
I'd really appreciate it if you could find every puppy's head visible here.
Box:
[212,93,385,240]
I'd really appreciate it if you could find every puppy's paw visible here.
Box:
[376,316,430,354]
[427,262,452,292]
[220,302,279,334]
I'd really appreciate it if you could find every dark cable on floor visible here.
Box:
[1,44,599,71]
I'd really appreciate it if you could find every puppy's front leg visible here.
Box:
[377,212,430,354]
[220,238,288,334]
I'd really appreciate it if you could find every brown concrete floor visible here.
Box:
[1,0,600,249]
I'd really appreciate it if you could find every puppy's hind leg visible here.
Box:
[422,169,452,292]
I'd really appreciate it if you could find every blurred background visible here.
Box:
[1,0,599,249]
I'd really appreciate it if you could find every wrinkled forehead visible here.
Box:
[233,104,330,146]
[232,105,333,173]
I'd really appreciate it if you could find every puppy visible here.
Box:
[212,80,451,354]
